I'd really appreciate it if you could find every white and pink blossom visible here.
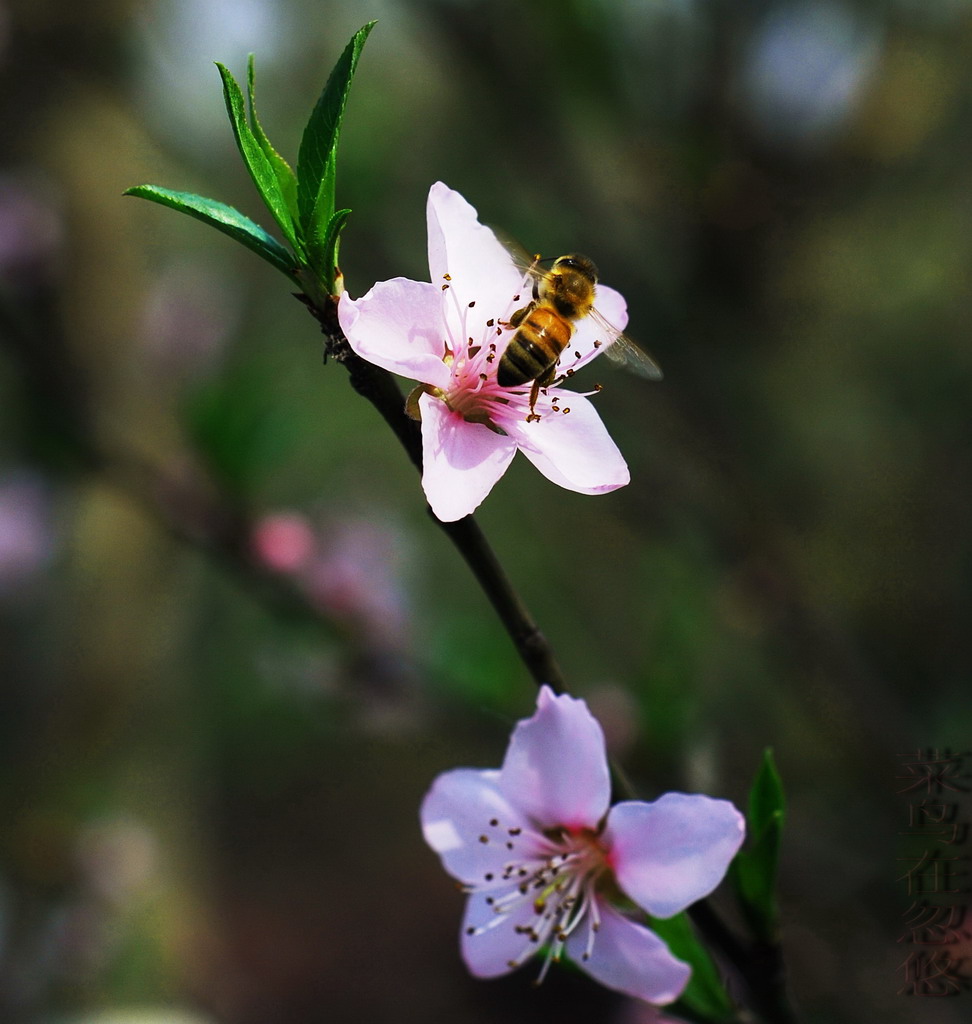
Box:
[338,183,631,521]
[420,686,745,1005]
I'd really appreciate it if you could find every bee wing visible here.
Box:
[490,229,544,278]
[589,306,664,381]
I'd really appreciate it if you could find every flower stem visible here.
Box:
[438,515,566,690]
[303,293,566,691]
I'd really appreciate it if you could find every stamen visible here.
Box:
[442,274,475,358]
[533,942,560,986]
[510,921,554,974]
[460,820,615,990]
[466,909,517,939]
[583,896,602,962]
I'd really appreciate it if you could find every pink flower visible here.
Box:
[420,686,745,1004]
[338,183,631,521]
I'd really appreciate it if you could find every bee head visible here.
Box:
[552,254,598,284]
[540,253,598,319]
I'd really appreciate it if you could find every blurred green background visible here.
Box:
[2,1,971,1022]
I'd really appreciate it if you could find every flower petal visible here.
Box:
[508,395,629,494]
[498,685,610,831]
[605,793,746,919]
[565,900,690,1005]
[419,393,517,521]
[460,889,543,979]
[426,182,525,325]
[420,768,535,884]
[338,279,451,387]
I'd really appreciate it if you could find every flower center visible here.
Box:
[430,274,534,429]
[465,816,612,980]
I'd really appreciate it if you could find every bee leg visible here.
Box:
[526,366,557,423]
[526,379,542,422]
[502,303,532,330]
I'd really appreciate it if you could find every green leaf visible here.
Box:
[730,748,785,941]
[649,912,736,1022]
[124,185,298,279]
[216,62,301,254]
[246,54,300,223]
[748,748,785,839]
[296,21,375,267]
[320,207,351,286]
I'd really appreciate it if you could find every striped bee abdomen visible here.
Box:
[497,307,572,387]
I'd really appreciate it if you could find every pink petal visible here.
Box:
[419,394,517,521]
[498,686,610,831]
[426,182,525,327]
[565,900,690,1005]
[338,279,452,387]
[420,768,533,884]
[509,395,630,494]
[460,889,542,978]
[605,794,746,920]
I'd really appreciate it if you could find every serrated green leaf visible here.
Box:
[649,912,736,1022]
[296,21,375,267]
[246,54,300,222]
[216,62,301,254]
[124,185,298,278]
[730,748,785,941]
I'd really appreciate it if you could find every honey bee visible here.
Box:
[497,253,662,421]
